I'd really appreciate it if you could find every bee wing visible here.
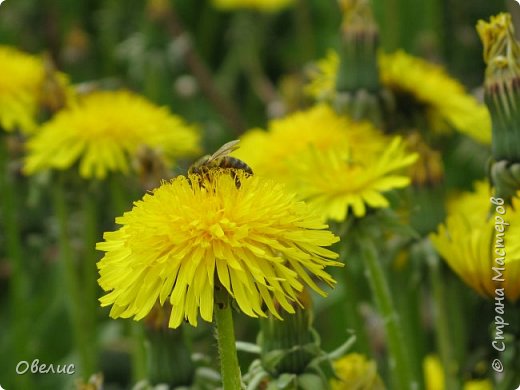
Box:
[206,140,241,163]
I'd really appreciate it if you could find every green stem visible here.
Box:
[294,0,315,63]
[110,175,132,216]
[52,178,95,378]
[339,244,372,356]
[359,237,416,390]
[235,12,278,106]
[130,322,148,383]
[376,0,400,51]
[109,176,147,382]
[82,188,99,365]
[424,241,461,390]
[214,292,242,390]
[0,137,31,388]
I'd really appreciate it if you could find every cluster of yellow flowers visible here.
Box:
[305,50,492,144]
[0,47,200,182]
[234,105,417,221]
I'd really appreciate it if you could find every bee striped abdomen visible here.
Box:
[219,157,253,175]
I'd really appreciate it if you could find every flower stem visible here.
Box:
[339,242,372,356]
[0,137,31,388]
[424,241,461,390]
[359,237,416,390]
[214,291,242,390]
[52,177,95,378]
[82,188,99,359]
[109,176,147,381]
[130,322,148,382]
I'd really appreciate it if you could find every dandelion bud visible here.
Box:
[477,13,520,200]
[144,304,195,387]
[336,0,379,93]
[334,0,383,125]
[258,289,317,377]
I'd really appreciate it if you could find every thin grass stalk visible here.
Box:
[389,251,427,389]
[294,0,316,62]
[82,188,100,366]
[0,137,31,388]
[130,321,148,382]
[108,176,148,382]
[52,177,95,378]
[359,237,416,390]
[372,0,400,51]
[339,244,372,356]
[424,241,461,390]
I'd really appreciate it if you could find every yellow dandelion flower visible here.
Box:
[423,355,444,390]
[379,51,491,144]
[96,169,341,329]
[305,50,491,144]
[305,50,340,102]
[235,105,389,178]
[423,355,494,390]
[0,46,46,133]
[211,0,294,12]
[330,353,386,390]
[24,90,200,179]
[235,105,416,221]
[404,132,444,186]
[286,137,416,221]
[430,182,520,301]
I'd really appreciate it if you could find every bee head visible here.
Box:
[188,155,211,175]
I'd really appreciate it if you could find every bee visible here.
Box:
[188,140,253,187]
